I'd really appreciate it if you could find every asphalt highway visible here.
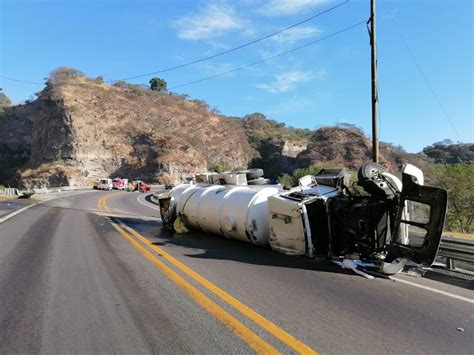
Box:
[0,191,472,354]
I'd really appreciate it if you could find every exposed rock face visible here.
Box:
[0,102,38,183]
[248,138,300,179]
[282,140,307,158]
[240,113,312,179]
[0,76,258,187]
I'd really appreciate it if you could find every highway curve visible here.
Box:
[0,191,472,354]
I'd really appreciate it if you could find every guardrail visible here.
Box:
[150,193,159,204]
[32,186,93,194]
[4,188,18,196]
[438,237,474,270]
[1,186,94,198]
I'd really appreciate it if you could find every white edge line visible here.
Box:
[391,276,474,304]
[136,193,161,212]
[0,190,94,224]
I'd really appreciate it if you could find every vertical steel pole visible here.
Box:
[370,0,379,163]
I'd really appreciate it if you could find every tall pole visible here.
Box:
[370,0,379,163]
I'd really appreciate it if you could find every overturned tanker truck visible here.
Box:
[158,163,447,275]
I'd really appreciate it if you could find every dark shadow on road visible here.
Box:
[115,215,354,277]
[115,215,474,286]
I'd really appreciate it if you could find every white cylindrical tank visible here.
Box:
[196,186,229,235]
[219,186,280,244]
[177,185,208,229]
[169,184,193,202]
[176,185,205,228]
[173,184,280,245]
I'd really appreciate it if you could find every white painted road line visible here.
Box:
[137,193,161,212]
[0,191,94,224]
[391,276,474,304]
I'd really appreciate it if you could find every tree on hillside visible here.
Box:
[48,67,85,84]
[423,140,474,163]
[431,163,473,233]
[0,91,12,113]
[149,77,167,92]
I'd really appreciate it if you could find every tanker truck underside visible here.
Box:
[159,163,447,275]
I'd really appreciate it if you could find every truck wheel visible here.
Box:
[358,162,393,197]
[358,162,385,181]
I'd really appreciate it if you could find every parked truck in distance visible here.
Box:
[112,178,129,190]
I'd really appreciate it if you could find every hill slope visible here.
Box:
[1,71,259,186]
[0,68,434,188]
[297,125,428,173]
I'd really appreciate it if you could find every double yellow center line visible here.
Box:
[97,193,318,354]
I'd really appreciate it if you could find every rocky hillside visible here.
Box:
[423,140,474,163]
[239,113,311,178]
[298,125,428,173]
[0,92,12,112]
[0,99,36,183]
[1,69,260,187]
[0,68,433,188]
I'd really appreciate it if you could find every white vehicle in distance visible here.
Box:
[97,178,113,191]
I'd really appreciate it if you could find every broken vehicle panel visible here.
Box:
[159,163,448,275]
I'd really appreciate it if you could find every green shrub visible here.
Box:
[210,161,230,173]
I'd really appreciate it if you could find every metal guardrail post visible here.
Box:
[438,237,474,270]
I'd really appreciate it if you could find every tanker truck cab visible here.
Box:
[267,164,448,274]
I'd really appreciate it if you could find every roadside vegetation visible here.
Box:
[429,163,473,234]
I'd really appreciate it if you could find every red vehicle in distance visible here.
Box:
[112,178,128,190]
[128,180,150,193]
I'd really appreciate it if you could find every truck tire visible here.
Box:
[357,162,392,197]
[357,162,385,181]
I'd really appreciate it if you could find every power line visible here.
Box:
[169,20,366,90]
[0,0,350,86]
[391,20,462,141]
[0,75,43,85]
[107,0,350,82]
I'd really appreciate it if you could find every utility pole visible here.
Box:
[369,0,379,163]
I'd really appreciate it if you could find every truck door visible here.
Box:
[388,172,448,266]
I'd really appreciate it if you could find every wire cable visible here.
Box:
[107,0,350,82]
[170,20,366,90]
[1,0,350,86]
[0,75,43,85]
[391,20,462,140]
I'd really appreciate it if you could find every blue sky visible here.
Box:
[1,0,472,152]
